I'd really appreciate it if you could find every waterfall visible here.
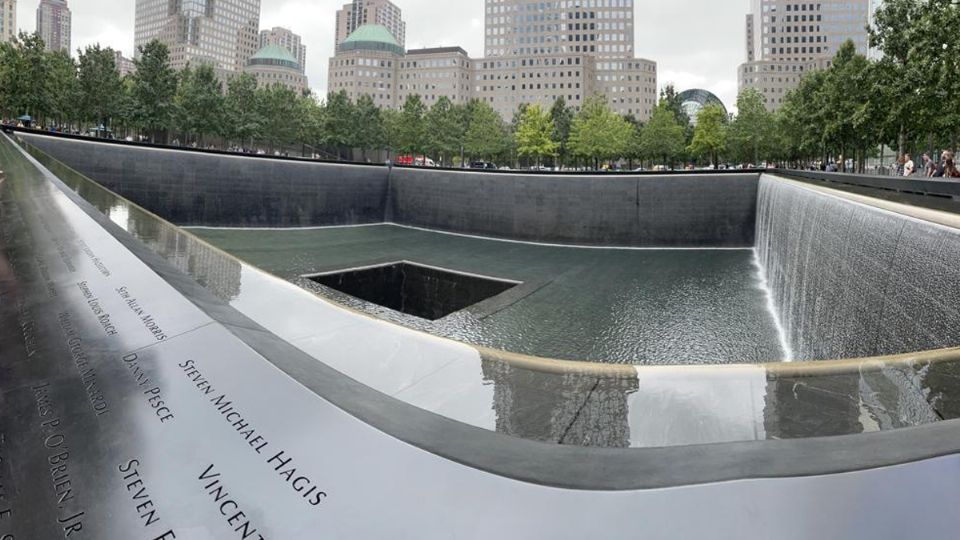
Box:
[755,174,960,361]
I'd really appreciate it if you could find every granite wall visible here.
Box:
[19,132,758,247]
[20,133,390,227]
[388,168,759,247]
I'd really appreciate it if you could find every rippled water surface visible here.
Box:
[192,225,784,365]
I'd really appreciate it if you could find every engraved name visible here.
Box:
[57,312,110,417]
[179,360,328,508]
[115,287,168,341]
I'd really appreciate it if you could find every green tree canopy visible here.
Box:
[549,97,574,165]
[464,100,508,161]
[131,40,178,141]
[77,45,123,133]
[515,104,558,165]
[354,94,385,160]
[688,103,728,167]
[224,73,264,146]
[424,96,463,165]
[47,50,79,127]
[397,94,426,155]
[175,63,224,145]
[639,100,686,167]
[727,88,776,165]
[568,95,633,165]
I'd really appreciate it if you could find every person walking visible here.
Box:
[923,153,936,177]
[903,153,915,177]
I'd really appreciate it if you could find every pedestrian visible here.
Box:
[903,153,915,177]
[932,151,948,178]
[923,153,936,177]
[945,152,960,179]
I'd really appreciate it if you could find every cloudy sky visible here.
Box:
[16,0,746,108]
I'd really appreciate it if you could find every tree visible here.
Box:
[224,73,263,148]
[515,104,558,166]
[321,90,356,159]
[820,40,877,171]
[354,94,385,161]
[47,50,79,129]
[424,96,463,165]
[867,0,960,156]
[257,83,301,152]
[397,94,426,155]
[639,100,686,167]
[660,83,693,146]
[463,100,508,161]
[568,95,632,167]
[549,97,574,167]
[175,63,224,146]
[77,45,123,136]
[131,40,178,141]
[381,107,403,159]
[4,33,53,122]
[687,103,727,167]
[727,88,776,165]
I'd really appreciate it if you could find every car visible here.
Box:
[469,161,498,170]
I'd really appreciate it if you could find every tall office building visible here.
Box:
[328,1,658,122]
[259,27,307,74]
[739,0,873,110]
[0,0,15,44]
[36,0,71,52]
[114,50,136,77]
[134,0,261,73]
[335,0,406,48]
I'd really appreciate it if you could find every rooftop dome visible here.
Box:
[339,24,404,55]
[678,89,728,126]
[249,44,300,70]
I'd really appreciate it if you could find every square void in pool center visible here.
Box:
[306,261,520,321]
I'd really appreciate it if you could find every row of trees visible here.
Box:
[686,0,960,171]
[4,0,956,169]
[0,30,735,167]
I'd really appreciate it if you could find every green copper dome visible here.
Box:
[339,24,404,55]
[249,44,300,69]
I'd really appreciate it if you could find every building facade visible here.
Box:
[399,48,474,107]
[113,50,136,77]
[0,0,15,44]
[244,43,308,93]
[739,0,873,110]
[328,1,658,122]
[335,0,406,48]
[259,27,306,74]
[134,0,261,73]
[328,25,404,109]
[36,0,70,52]
[481,0,657,120]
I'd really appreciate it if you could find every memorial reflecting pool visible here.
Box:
[191,225,785,365]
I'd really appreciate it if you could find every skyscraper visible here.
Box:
[259,27,307,74]
[36,0,71,52]
[0,0,15,44]
[478,0,657,120]
[134,0,261,73]
[739,0,873,110]
[335,0,406,48]
[328,0,658,122]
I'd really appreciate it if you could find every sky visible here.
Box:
[15,0,746,109]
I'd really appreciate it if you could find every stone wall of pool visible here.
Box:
[19,132,758,247]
